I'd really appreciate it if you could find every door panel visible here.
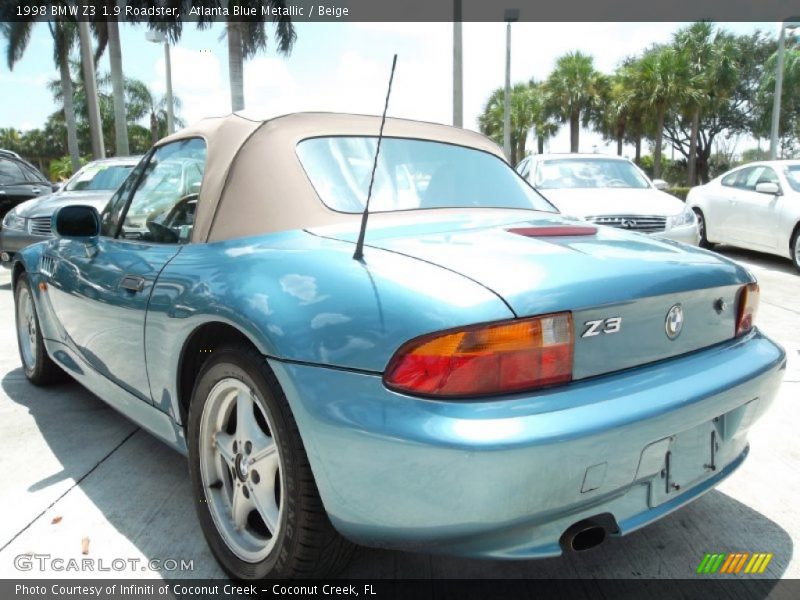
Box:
[722,167,757,244]
[733,192,780,249]
[727,166,780,249]
[45,137,207,403]
[45,238,182,401]
[702,183,738,242]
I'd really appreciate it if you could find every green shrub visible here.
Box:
[666,187,690,201]
[49,155,88,181]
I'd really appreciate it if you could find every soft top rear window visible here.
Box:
[296,136,555,214]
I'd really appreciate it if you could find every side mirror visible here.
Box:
[754,182,781,195]
[51,182,63,193]
[52,205,100,240]
[652,179,668,190]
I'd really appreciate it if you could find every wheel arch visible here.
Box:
[790,221,800,250]
[11,258,26,290]
[790,221,800,265]
[176,321,263,427]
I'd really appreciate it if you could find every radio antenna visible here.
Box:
[353,54,397,261]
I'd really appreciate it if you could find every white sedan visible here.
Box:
[517,154,699,245]
[687,160,800,273]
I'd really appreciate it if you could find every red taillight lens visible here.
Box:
[736,283,760,336]
[384,313,574,397]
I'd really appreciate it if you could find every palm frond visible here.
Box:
[2,19,33,70]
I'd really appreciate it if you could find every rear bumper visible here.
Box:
[269,329,785,558]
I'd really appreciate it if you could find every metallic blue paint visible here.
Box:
[12,206,786,557]
[268,330,784,556]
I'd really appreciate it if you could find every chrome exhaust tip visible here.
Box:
[560,514,617,552]
[567,524,606,552]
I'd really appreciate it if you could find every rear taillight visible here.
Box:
[384,313,573,398]
[736,283,759,336]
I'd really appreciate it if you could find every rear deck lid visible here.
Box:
[311,210,753,379]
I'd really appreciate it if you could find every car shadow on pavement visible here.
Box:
[344,489,793,579]
[0,370,793,582]
[715,245,797,276]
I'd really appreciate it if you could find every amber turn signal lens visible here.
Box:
[384,313,573,398]
[736,283,759,336]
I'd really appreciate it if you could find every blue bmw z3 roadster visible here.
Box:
[11,113,785,579]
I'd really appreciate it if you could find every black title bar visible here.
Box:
[0,0,796,23]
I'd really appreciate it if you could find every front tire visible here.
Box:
[693,208,715,250]
[791,227,800,274]
[187,344,354,579]
[14,272,63,385]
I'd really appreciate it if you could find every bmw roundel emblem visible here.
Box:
[665,304,684,340]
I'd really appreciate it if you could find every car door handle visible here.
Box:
[31,187,40,194]
[120,275,145,293]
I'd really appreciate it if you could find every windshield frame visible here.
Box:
[534,157,653,191]
[295,135,558,216]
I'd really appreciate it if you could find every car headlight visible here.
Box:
[2,211,26,231]
[667,206,696,229]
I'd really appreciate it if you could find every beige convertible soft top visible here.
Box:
[155,112,505,242]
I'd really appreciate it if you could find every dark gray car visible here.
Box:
[0,150,54,218]
[1,156,140,266]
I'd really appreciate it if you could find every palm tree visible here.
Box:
[49,62,184,150]
[124,79,185,144]
[592,72,630,156]
[479,82,557,165]
[545,51,606,152]
[674,22,738,185]
[92,9,130,155]
[0,128,24,154]
[189,2,296,112]
[609,57,653,165]
[528,80,560,154]
[628,46,698,178]
[756,46,800,158]
[1,13,82,172]
[76,20,104,159]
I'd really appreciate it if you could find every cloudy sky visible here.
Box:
[0,21,778,157]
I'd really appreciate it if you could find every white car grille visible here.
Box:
[28,216,52,237]
[585,214,667,233]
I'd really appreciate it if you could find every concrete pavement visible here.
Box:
[0,246,797,580]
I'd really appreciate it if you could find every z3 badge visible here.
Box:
[582,317,622,337]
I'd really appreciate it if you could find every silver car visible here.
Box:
[1,156,140,267]
[516,154,700,245]
[687,160,800,273]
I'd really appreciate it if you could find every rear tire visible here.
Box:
[187,344,354,579]
[693,208,715,250]
[14,272,63,385]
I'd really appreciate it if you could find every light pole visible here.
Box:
[146,30,175,135]
[453,0,463,128]
[769,18,800,160]
[503,9,519,162]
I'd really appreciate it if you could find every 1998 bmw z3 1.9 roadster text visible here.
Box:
[11,113,785,579]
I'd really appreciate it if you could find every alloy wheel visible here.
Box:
[198,377,283,562]
[16,286,37,372]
